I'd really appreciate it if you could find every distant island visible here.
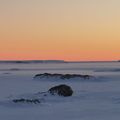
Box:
[0,60,118,64]
[0,60,67,64]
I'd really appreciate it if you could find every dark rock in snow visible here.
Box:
[34,73,93,80]
[11,84,73,105]
[48,84,73,97]
[12,98,41,104]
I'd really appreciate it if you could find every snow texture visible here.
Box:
[0,62,120,120]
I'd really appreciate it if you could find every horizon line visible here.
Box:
[0,59,119,63]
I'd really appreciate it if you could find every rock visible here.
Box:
[34,73,93,80]
[48,84,73,97]
[10,85,73,105]
[12,98,41,104]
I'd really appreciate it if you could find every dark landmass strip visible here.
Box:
[0,60,118,64]
[0,60,67,64]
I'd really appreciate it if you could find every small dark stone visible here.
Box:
[48,84,73,97]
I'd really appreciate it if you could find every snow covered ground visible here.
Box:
[0,62,120,120]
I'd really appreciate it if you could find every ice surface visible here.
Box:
[0,62,120,120]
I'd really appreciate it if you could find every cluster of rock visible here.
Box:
[34,73,93,80]
[12,84,73,104]
[13,98,41,104]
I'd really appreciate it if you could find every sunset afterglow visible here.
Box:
[0,0,120,61]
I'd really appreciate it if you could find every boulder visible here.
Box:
[48,84,73,97]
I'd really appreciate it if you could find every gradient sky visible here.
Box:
[0,0,120,61]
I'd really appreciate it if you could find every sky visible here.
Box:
[0,0,120,61]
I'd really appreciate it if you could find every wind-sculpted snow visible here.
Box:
[34,73,94,81]
[0,93,68,107]
[95,68,120,72]
[0,62,120,120]
[0,84,73,107]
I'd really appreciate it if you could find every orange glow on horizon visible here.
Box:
[0,1,120,61]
